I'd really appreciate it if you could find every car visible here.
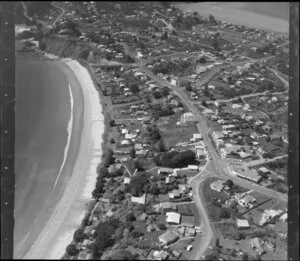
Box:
[187,245,193,251]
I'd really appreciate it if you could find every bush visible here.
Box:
[109,119,116,127]
[78,49,90,60]
[73,228,85,242]
[131,230,144,238]
[157,223,167,230]
[66,243,79,256]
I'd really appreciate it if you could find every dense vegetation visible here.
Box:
[154,150,196,168]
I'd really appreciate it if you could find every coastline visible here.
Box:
[23,54,106,259]
[176,2,289,34]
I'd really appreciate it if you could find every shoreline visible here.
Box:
[176,2,289,34]
[23,53,107,259]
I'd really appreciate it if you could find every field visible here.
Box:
[157,113,198,149]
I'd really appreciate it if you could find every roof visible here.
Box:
[231,164,262,182]
[161,202,173,209]
[159,230,179,244]
[166,212,181,224]
[236,219,250,228]
[131,194,146,204]
[258,167,270,173]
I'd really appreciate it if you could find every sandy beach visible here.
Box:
[23,58,104,259]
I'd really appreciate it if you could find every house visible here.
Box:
[196,147,206,159]
[147,224,155,233]
[236,219,250,229]
[250,132,259,140]
[258,167,270,174]
[210,179,224,192]
[236,194,256,208]
[222,124,236,130]
[171,79,177,86]
[188,165,198,171]
[152,250,169,260]
[135,143,143,150]
[158,168,173,175]
[131,194,146,205]
[270,134,281,141]
[232,103,243,109]
[159,230,179,245]
[166,212,181,224]
[139,213,148,221]
[169,189,180,198]
[180,112,196,123]
[172,250,181,259]
[185,227,196,236]
[78,250,92,260]
[136,150,148,158]
[181,215,196,228]
[229,164,262,183]
[178,226,186,235]
[280,213,287,222]
[260,209,283,226]
[190,133,202,142]
[250,237,265,255]
[82,239,92,250]
[178,184,188,194]
[254,120,264,126]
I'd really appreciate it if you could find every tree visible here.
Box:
[109,119,116,127]
[186,85,192,91]
[126,213,136,222]
[224,179,234,188]
[104,148,115,165]
[158,223,167,230]
[199,56,206,64]
[130,83,140,93]
[134,160,144,171]
[73,228,85,242]
[242,253,249,261]
[66,243,79,256]
[209,14,216,24]
[78,49,90,60]
[97,166,109,178]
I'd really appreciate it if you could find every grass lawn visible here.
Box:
[158,113,198,149]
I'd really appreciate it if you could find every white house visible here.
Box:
[180,112,196,123]
[166,212,181,224]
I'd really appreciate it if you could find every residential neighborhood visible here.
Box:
[15,1,289,261]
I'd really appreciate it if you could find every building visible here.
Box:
[229,164,262,183]
[159,230,179,245]
[222,124,236,130]
[280,213,288,222]
[124,177,131,185]
[185,227,196,236]
[196,147,206,159]
[236,219,250,229]
[131,194,146,205]
[260,209,283,226]
[180,112,196,123]
[258,167,270,174]
[262,124,272,133]
[152,250,169,260]
[181,215,196,228]
[178,226,186,235]
[190,133,202,142]
[238,194,256,208]
[250,237,265,255]
[188,165,198,171]
[166,212,181,224]
[178,184,188,194]
[210,179,224,192]
[169,189,180,198]
[135,143,143,150]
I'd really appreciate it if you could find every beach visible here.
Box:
[177,2,289,34]
[14,52,104,259]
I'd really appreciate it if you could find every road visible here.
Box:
[50,3,66,27]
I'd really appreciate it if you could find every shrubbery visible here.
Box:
[66,243,79,256]
[154,150,196,168]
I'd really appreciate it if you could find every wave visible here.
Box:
[53,83,74,189]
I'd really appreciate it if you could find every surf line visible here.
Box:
[53,83,74,189]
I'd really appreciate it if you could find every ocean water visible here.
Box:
[177,2,289,33]
[14,52,71,256]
